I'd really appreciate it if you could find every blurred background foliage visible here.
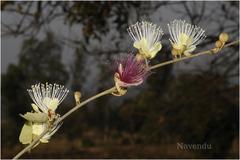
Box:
[1,1,239,159]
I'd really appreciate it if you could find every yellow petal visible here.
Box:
[43,97,51,107]
[133,41,141,49]
[32,123,51,143]
[173,43,187,55]
[31,103,40,113]
[48,98,59,111]
[186,37,193,46]
[134,38,161,59]
[19,122,33,144]
[148,42,162,59]
[179,33,190,45]
[32,123,45,136]
[20,112,48,123]
[179,33,194,47]
[173,43,182,50]
[134,38,147,50]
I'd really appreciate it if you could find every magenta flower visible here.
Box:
[112,54,149,96]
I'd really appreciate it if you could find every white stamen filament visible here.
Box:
[168,19,206,47]
[27,83,69,113]
[127,21,164,50]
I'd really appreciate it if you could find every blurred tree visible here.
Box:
[64,1,173,143]
[71,46,85,91]
[1,1,239,159]
[136,72,238,158]
[1,32,69,146]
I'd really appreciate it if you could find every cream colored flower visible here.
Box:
[127,21,164,59]
[27,83,69,143]
[168,19,206,58]
[28,83,69,114]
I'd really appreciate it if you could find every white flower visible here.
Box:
[28,83,69,114]
[168,19,206,58]
[127,21,164,59]
[27,83,69,143]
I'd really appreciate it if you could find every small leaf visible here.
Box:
[20,112,48,123]
[19,122,33,144]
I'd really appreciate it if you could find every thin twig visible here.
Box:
[13,128,49,159]
[12,40,239,159]
[55,87,116,124]
[150,40,240,70]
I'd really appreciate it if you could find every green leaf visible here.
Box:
[20,112,48,123]
[19,122,33,144]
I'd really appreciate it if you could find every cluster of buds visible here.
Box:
[19,83,69,146]
[213,32,229,54]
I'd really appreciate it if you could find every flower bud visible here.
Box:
[219,32,229,43]
[74,91,81,105]
[212,48,220,54]
[215,40,223,48]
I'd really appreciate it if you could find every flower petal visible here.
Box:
[32,123,45,136]
[19,122,33,144]
[48,98,59,111]
[149,42,162,59]
[31,103,40,113]
[179,33,190,45]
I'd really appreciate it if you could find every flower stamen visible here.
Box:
[168,19,206,58]
[127,21,164,59]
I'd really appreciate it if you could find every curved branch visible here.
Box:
[12,39,239,159]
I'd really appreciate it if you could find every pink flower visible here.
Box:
[113,54,149,89]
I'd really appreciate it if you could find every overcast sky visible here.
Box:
[1,1,239,86]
